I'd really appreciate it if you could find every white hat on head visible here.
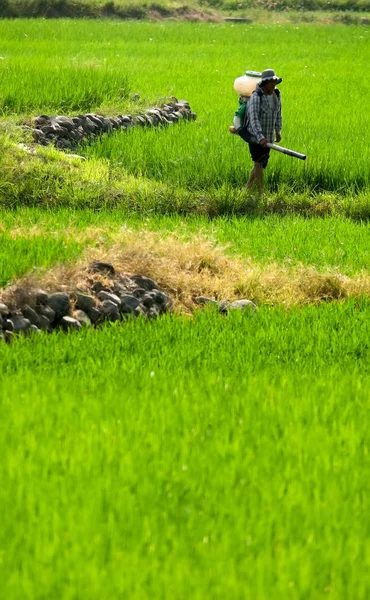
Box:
[260,69,282,84]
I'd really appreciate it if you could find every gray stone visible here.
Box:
[32,128,46,142]
[90,261,115,275]
[42,124,62,135]
[135,116,146,126]
[66,129,81,142]
[85,113,103,128]
[56,138,73,149]
[101,300,121,321]
[97,290,121,307]
[141,291,156,308]
[32,115,51,128]
[195,296,220,307]
[120,295,141,312]
[29,324,40,335]
[54,116,74,131]
[74,126,86,140]
[82,117,97,134]
[73,310,91,327]
[3,319,13,331]
[227,299,257,313]
[101,118,113,132]
[112,278,136,297]
[4,330,14,343]
[91,281,107,294]
[119,115,132,124]
[147,305,160,318]
[60,316,82,331]
[35,289,48,305]
[35,304,56,324]
[132,287,146,298]
[147,109,161,118]
[46,292,70,320]
[22,304,41,327]
[37,315,51,330]
[130,275,159,291]
[134,305,146,317]
[75,293,96,313]
[9,315,32,333]
[154,290,171,306]
[219,301,230,313]
[87,307,102,324]
[55,126,71,139]
[0,302,9,316]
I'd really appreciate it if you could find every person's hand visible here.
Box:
[259,138,268,147]
[275,133,281,143]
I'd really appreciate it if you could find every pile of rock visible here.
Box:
[0,261,173,342]
[23,99,196,150]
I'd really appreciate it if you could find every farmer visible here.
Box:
[245,68,282,197]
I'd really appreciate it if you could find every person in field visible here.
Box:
[245,69,282,197]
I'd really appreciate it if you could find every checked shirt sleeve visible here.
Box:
[247,93,264,142]
[275,94,282,136]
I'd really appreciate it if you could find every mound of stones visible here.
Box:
[23,99,196,150]
[0,261,173,342]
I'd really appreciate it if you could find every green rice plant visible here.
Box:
[1,304,370,598]
[0,232,83,286]
[71,21,370,194]
[0,20,370,206]
[1,209,370,281]
[0,61,130,115]
[1,19,370,600]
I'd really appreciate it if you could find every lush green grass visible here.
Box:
[1,20,370,208]
[0,231,83,286]
[1,304,370,598]
[1,209,370,278]
[1,18,370,599]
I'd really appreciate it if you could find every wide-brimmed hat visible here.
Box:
[260,69,282,84]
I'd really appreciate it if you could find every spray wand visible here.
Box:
[266,143,306,161]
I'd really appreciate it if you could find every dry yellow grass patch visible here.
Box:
[2,230,370,311]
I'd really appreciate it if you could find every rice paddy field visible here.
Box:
[1,17,370,599]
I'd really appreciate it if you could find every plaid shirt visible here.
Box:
[246,86,282,143]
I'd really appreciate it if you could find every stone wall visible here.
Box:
[23,99,196,151]
[0,261,174,341]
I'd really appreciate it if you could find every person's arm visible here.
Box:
[247,93,264,142]
[275,92,282,141]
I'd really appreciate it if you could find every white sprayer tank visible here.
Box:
[233,70,261,97]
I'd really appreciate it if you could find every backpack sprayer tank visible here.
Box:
[233,70,261,97]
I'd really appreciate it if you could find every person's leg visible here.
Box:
[247,143,269,197]
[246,161,263,194]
